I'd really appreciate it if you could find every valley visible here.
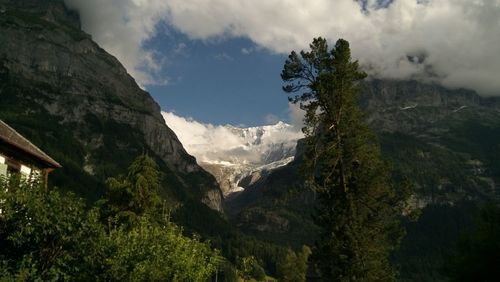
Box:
[1,0,499,281]
[163,77,500,281]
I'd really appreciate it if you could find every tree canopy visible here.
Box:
[282,37,409,281]
[446,202,500,281]
[0,155,218,281]
[277,245,311,282]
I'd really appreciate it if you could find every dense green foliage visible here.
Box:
[0,156,218,281]
[379,120,500,280]
[237,256,266,281]
[0,94,281,280]
[101,155,164,226]
[0,179,106,281]
[394,202,478,282]
[445,202,500,281]
[282,38,410,281]
[277,246,311,282]
[105,217,217,281]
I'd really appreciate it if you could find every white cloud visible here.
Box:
[161,110,303,165]
[163,0,500,95]
[66,0,500,95]
[241,47,252,55]
[213,52,234,61]
[264,113,280,124]
[161,111,243,163]
[64,0,170,86]
[287,102,305,131]
[173,42,188,55]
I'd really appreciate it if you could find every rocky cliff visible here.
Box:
[360,79,499,133]
[0,0,224,213]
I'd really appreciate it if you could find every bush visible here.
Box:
[0,181,106,281]
[0,155,220,281]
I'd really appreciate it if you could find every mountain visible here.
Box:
[3,1,500,279]
[0,0,224,214]
[195,121,302,196]
[224,122,298,165]
[230,79,500,222]
[227,79,500,280]
[361,80,499,205]
[0,2,304,277]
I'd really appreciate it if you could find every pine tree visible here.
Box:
[104,154,163,225]
[282,38,407,281]
[277,246,311,282]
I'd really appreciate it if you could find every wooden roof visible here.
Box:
[0,119,61,169]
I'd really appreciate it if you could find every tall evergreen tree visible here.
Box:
[282,38,407,281]
[103,154,163,226]
[277,246,311,282]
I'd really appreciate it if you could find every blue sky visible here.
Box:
[143,0,396,126]
[145,28,289,126]
[67,0,500,127]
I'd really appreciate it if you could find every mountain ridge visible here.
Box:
[226,79,500,280]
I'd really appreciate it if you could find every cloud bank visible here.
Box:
[66,0,500,95]
[162,111,244,163]
[161,110,303,165]
[64,0,170,86]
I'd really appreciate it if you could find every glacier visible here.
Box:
[162,112,303,196]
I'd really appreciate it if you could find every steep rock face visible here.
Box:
[0,0,224,213]
[359,79,499,133]
[0,0,80,29]
[360,80,499,203]
[201,162,248,196]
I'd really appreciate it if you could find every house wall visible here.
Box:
[0,154,40,215]
[0,153,41,182]
[0,142,54,189]
[0,154,7,178]
[0,154,5,215]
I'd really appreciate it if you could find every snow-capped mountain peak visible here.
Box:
[219,121,301,165]
[162,112,303,196]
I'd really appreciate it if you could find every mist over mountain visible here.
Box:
[163,111,303,195]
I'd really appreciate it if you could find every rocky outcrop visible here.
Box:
[0,0,80,29]
[200,162,248,196]
[359,79,499,133]
[201,189,225,214]
[0,0,223,212]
